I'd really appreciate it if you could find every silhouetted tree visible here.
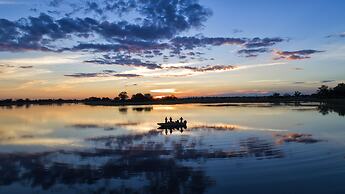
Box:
[316,85,331,97]
[333,83,345,97]
[144,93,153,101]
[86,97,102,101]
[131,93,153,101]
[283,93,291,97]
[118,91,129,101]
[272,93,281,98]
[131,93,146,101]
[160,95,178,100]
[294,91,302,97]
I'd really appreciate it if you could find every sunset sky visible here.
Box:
[0,0,344,99]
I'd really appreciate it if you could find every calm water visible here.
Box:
[0,103,345,194]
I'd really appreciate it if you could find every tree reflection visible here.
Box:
[317,102,345,116]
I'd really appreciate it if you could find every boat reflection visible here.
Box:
[159,126,187,135]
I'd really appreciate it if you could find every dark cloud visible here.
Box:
[50,0,212,30]
[237,48,270,57]
[64,41,169,53]
[84,54,162,69]
[49,0,64,7]
[46,0,211,40]
[0,14,84,52]
[171,36,246,50]
[244,37,284,48]
[1,0,211,52]
[0,0,289,70]
[293,81,305,84]
[170,36,284,58]
[167,64,236,72]
[233,29,243,33]
[275,49,324,60]
[64,70,141,78]
[326,32,345,38]
[321,80,335,83]
[19,65,34,69]
[85,1,104,15]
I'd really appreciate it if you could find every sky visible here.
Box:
[0,0,344,99]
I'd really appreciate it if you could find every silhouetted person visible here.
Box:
[180,117,184,123]
[165,117,168,123]
[169,117,172,122]
[176,120,179,123]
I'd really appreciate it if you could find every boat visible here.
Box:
[157,121,187,129]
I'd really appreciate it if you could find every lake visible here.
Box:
[0,103,344,194]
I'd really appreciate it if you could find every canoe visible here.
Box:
[157,122,187,128]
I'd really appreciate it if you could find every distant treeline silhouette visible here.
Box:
[312,83,345,98]
[1,83,344,107]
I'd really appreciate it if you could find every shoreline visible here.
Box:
[1,97,344,107]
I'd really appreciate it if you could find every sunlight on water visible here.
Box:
[0,103,344,194]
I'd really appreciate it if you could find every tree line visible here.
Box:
[0,83,344,106]
[269,83,345,98]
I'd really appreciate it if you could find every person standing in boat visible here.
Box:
[180,117,184,123]
[165,117,168,123]
[169,117,172,123]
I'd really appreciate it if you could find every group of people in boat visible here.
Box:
[165,117,187,124]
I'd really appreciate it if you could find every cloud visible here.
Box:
[0,0,211,52]
[19,65,34,69]
[150,89,176,93]
[0,0,293,77]
[326,32,345,38]
[212,90,270,97]
[244,37,284,48]
[321,80,335,83]
[293,81,305,84]
[237,48,270,57]
[233,29,243,33]
[84,54,162,69]
[64,70,141,78]
[171,36,246,50]
[49,0,212,29]
[49,0,64,7]
[292,80,335,85]
[171,36,284,50]
[170,36,283,57]
[167,64,236,72]
[0,0,25,4]
[274,49,324,60]
[64,40,170,53]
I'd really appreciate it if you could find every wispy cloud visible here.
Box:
[65,70,141,78]
[0,55,80,66]
[150,89,176,93]
[274,50,324,60]
[0,0,25,5]
[326,32,345,38]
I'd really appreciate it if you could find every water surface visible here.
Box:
[0,103,344,194]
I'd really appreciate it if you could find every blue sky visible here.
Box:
[0,0,344,99]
